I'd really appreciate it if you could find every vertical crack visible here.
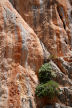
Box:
[57,6,66,30]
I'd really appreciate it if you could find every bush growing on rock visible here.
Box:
[38,63,56,83]
[35,63,59,101]
[35,80,59,99]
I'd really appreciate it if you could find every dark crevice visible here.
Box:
[71,10,72,18]
[63,21,66,30]
[29,99,33,108]
[9,0,16,9]
[65,39,68,44]
[69,0,72,5]
[57,6,66,30]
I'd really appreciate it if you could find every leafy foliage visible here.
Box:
[35,80,59,99]
[39,63,56,83]
[35,63,59,100]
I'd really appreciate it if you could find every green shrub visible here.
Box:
[35,63,59,101]
[35,80,59,99]
[39,63,56,83]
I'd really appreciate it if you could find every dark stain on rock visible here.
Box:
[29,98,33,108]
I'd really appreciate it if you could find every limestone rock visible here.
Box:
[12,0,72,57]
[11,0,72,86]
[59,87,72,106]
[0,0,44,107]
[55,103,72,108]
[50,61,72,86]
[0,0,72,108]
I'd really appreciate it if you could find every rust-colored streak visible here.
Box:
[0,5,4,32]
[7,26,22,107]
[4,15,22,108]
[56,32,62,56]
[14,26,22,63]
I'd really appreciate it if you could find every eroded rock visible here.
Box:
[0,0,43,107]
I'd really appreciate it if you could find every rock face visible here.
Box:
[11,1,72,107]
[0,0,72,108]
[0,0,43,107]
[12,0,72,56]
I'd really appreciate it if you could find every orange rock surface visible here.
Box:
[13,0,72,57]
[0,0,43,107]
[0,0,72,108]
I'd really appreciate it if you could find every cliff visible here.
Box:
[0,0,72,108]
[0,0,43,107]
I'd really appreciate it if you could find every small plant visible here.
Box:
[35,80,59,99]
[39,63,56,83]
[35,63,59,103]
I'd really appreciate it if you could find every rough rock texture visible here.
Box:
[0,0,43,107]
[59,87,72,106]
[12,0,72,56]
[55,103,72,108]
[10,0,72,108]
[12,0,72,86]
[0,0,72,108]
